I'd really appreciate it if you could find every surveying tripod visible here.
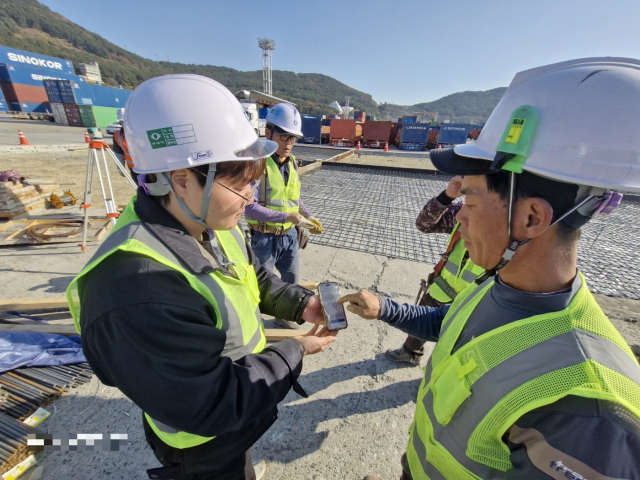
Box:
[80,141,137,252]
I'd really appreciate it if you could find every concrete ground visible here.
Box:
[1,240,639,480]
[0,117,95,146]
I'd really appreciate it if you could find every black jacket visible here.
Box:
[78,191,314,461]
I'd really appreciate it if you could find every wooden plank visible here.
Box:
[265,328,311,342]
[0,298,70,312]
[0,324,310,341]
[0,324,78,335]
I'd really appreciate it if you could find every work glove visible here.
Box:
[296,217,316,230]
[307,217,324,235]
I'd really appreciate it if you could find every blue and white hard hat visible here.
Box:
[266,103,303,138]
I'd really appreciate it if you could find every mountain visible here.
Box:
[0,0,376,115]
[379,87,507,124]
[0,0,503,121]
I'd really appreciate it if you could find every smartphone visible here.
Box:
[317,282,348,331]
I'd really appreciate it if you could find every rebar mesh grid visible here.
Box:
[297,165,640,299]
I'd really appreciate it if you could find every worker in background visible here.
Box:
[342,58,640,479]
[245,103,324,329]
[112,107,136,182]
[385,175,484,366]
[66,75,337,480]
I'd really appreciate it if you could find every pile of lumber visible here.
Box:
[0,180,62,218]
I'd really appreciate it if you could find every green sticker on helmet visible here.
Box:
[146,124,197,149]
[496,105,538,173]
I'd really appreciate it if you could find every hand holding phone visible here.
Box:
[317,282,348,331]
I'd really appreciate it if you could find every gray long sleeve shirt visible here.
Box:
[379,273,640,479]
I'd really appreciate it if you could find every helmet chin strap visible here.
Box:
[475,172,601,284]
[162,164,233,268]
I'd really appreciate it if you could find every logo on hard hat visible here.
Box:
[193,150,214,161]
[150,133,161,140]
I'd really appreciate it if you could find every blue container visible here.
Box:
[0,46,74,75]
[400,123,430,144]
[258,108,269,119]
[43,79,62,103]
[56,80,77,104]
[301,115,322,140]
[14,101,50,113]
[0,64,80,87]
[0,88,7,112]
[437,124,472,145]
[53,80,132,107]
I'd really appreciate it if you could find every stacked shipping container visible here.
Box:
[44,79,131,128]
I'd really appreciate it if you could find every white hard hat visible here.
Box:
[266,103,303,138]
[124,74,277,174]
[431,57,640,193]
[116,108,125,122]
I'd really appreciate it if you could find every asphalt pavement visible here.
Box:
[0,117,101,146]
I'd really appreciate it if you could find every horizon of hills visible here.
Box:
[0,0,504,122]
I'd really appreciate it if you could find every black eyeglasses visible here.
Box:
[215,181,258,208]
[277,134,297,143]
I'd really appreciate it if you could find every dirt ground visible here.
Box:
[341,153,436,170]
[0,147,136,212]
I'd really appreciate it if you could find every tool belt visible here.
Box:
[415,272,447,307]
[249,223,293,236]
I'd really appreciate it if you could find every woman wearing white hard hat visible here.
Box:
[342,58,640,480]
[245,103,324,329]
[66,75,337,480]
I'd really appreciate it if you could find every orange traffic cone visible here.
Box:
[356,140,361,150]
[18,130,29,146]
[84,130,90,143]
[384,142,389,152]
[438,144,442,149]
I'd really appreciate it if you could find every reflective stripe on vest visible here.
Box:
[66,198,266,449]
[429,224,485,304]
[245,156,300,230]
[114,130,134,169]
[407,273,640,479]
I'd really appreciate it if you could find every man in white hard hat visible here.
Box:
[341,58,640,479]
[112,107,136,181]
[66,75,337,480]
[245,103,324,329]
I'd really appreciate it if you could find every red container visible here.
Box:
[1,83,48,103]
[427,128,440,149]
[329,119,356,141]
[363,121,392,148]
[63,103,83,127]
[389,122,402,144]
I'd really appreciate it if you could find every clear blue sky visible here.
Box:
[38,0,640,105]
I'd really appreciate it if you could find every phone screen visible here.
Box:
[318,282,348,330]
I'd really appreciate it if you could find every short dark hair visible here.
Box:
[152,158,266,207]
[485,171,581,241]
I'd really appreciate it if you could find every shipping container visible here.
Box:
[0,88,6,112]
[365,115,376,121]
[1,83,48,103]
[400,123,430,144]
[301,115,322,144]
[403,115,417,123]
[437,124,472,145]
[329,119,357,141]
[355,124,363,138]
[399,143,426,151]
[51,103,68,125]
[0,46,74,75]
[258,108,269,119]
[353,111,366,122]
[363,121,392,148]
[427,126,440,149]
[13,101,50,113]
[0,64,79,87]
[43,79,62,103]
[63,103,82,127]
[389,122,402,145]
[77,104,96,128]
[51,79,132,107]
[91,105,119,128]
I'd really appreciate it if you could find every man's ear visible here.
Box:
[265,128,272,140]
[515,197,555,240]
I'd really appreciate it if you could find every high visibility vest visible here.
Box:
[113,129,134,169]
[66,197,266,450]
[429,224,485,304]
[245,156,300,230]
[407,274,640,479]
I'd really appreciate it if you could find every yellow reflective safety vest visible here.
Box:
[66,197,266,450]
[429,224,485,304]
[407,274,640,479]
[246,155,301,230]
